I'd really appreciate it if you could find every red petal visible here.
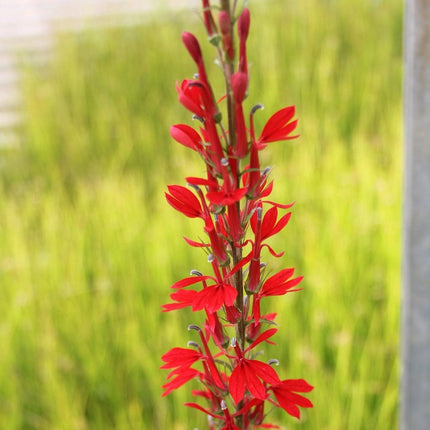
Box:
[183,236,209,248]
[229,364,246,404]
[263,199,295,209]
[170,124,203,151]
[257,106,298,145]
[243,362,267,399]
[250,360,280,385]
[282,379,314,393]
[161,368,200,396]
[184,402,220,418]
[160,347,201,368]
[186,176,218,187]
[246,328,278,352]
[166,185,203,218]
[171,275,213,289]
[206,187,248,206]
[260,207,278,238]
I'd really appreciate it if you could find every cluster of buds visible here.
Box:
[161,2,313,429]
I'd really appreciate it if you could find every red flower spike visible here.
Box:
[257,106,299,149]
[162,1,313,426]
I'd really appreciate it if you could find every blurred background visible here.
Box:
[0,0,402,428]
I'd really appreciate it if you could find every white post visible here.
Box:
[401,1,430,429]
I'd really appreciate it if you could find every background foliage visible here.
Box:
[1,0,402,428]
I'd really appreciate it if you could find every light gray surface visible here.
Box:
[402,0,430,428]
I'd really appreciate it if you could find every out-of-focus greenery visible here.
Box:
[0,0,402,428]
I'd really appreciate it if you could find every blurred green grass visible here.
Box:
[0,0,402,428]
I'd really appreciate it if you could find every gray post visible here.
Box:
[401,1,430,429]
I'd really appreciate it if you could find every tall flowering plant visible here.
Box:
[161,1,313,428]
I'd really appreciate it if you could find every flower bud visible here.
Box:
[218,11,234,60]
[231,72,248,103]
[182,32,203,65]
[238,8,250,42]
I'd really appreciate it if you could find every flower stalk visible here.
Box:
[161,2,313,428]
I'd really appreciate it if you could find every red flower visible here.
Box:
[229,329,280,404]
[161,347,203,371]
[256,106,299,149]
[269,379,314,419]
[206,187,248,206]
[192,280,237,313]
[170,124,204,153]
[249,205,293,258]
[165,185,203,218]
[161,288,197,312]
[252,268,303,323]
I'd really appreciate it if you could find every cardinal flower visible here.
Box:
[256,106,299,150]
[161,367,202,397]
[252,268,303,323]
[229,329,280,404]
[165,184,203,219]
[269,379,314,419]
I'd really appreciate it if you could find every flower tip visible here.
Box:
[182,31,202,64]
[238,7,250,41]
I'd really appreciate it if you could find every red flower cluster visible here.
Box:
[162,2,313,428]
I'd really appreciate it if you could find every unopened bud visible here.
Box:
[182,32,203,65]
[238,8,250,41]
[231,72,248,103]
